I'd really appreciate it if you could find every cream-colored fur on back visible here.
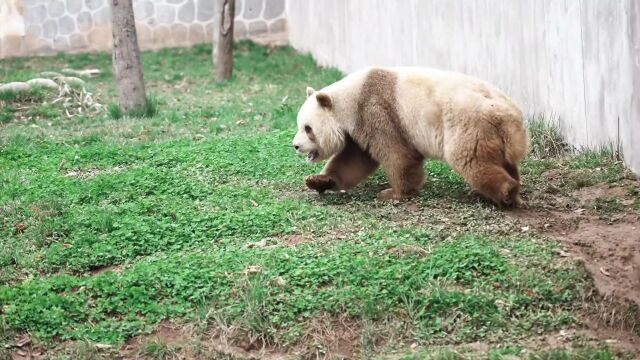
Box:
[295,67,526,162]
[395,67,526,161]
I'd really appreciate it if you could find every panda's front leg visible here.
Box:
[377,152,425,201]
[305,137,378,194]
[305,173,338,194]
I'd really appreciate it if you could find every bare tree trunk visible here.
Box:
[215,0,235,81]
[110,0,146,113]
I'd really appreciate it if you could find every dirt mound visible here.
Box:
[512,208,640,306]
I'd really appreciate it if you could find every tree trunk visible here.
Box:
[110,0,146,113]
[215,0,235,81]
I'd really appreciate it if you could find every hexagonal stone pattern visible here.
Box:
[156,4,176,24]
[48,1,66,17]
[76,11,93,31]
[248,20,267,35]
[196,0,215,22]
[263,0,284,20]
[69,33,87,48]
[243,0,263,20]
[93,6,111,24]
[269,18,286,32]
[134,1,155,20]
[2,0,287,59]
[42,19,58,39]
[178,0,195,23]
[234,19,247,37]
[85,0,103,11]
[25,5,47,23]
[58,15,76,35]
[66,0,83,14]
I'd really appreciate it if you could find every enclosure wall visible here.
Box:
[286,0,640,174]
[0,0,285,58]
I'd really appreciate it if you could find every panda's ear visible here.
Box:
[315,92,332,109]
[306,87,315,97]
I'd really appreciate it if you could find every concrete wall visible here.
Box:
[287,0,640,174]
[0,0,286,58]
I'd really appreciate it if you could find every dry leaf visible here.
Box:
[242,265,263,275]
[15,336,31,348]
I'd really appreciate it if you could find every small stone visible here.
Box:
[40,71,63,78]
[0,82,31,92]
[61,68,83,77]
[56,76,85,87]
[27,78,58,89]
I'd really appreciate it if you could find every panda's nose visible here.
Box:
[294,145,300,150]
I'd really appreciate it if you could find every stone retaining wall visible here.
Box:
[0,0,286,58]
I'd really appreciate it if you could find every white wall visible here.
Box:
[286,0,640,174]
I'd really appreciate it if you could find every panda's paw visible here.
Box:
[305,174,337,194]
[377,188,413,201]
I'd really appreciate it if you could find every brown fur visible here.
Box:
[306,135,378,192]
[305,68,525,207]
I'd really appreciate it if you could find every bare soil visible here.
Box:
[510,180,640,355]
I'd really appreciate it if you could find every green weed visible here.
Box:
[0,42,636,358]
[527,115,572,159]
[107,103,123,120]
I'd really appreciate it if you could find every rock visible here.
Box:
[40,71,63,78]
[56,76,85,87]
[61,68,84,77]
[27,78,59,89]
[0,82,31,92]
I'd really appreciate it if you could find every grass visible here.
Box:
[0,41,637,359]
[527,114,572,159]
[108,94,159,120]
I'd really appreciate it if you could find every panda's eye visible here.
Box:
[304,125,312,133]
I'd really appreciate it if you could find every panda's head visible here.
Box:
[292,87,345,162]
